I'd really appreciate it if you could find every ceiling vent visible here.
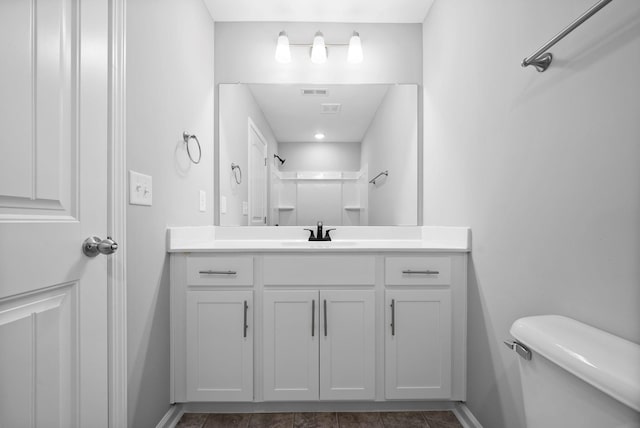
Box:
[301,88,328,96]
[320,103,342,114]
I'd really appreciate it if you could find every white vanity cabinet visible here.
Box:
[383,256,456,399]
[385,289,452,399]
[170,241,468,407]
[171,254,255,403]
[186,290,253,401]
[263,289,375,401]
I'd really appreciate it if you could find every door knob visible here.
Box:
[83,236,119,257]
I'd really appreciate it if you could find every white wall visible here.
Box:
[422,1,640,427]
[126,1,214,426]
[215,22,422,84]
[361,85,418,225]
[278,141,361,172]
[219,84,277,226]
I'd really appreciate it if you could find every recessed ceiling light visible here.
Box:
[314,132,325,140]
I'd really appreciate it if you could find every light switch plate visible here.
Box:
[199,190,206,212]
[242,201,248,216]
[129,170,152,206]
[220,196,227,214]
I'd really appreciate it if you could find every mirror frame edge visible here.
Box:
[214,82,423,227]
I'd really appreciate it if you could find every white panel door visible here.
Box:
[385,290,452,399]
[319,290,375,400]
[186,291,253,401]
[0,0,109,426]
[248,119,267,226]
[263,290,319,401]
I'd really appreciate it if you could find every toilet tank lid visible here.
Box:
[511,315,640,412]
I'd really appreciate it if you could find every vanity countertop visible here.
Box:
[167,226,470,253]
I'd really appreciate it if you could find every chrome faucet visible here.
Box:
[304,221,335,241]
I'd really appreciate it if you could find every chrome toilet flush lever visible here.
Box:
[304,221,335,241]
[504,340,532,360]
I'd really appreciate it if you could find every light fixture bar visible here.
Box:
[288,43,349,47]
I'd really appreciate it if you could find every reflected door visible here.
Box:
[0,0,109,426]
[248,119,267,226]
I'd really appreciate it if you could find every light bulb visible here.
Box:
[311,31,327,64]
[314,132,325,140]
[348,31,363,64]
[275,31,291,63]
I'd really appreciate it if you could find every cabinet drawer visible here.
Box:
[385,256,451,286]
[263,255,375,286]
[186,255,253,286]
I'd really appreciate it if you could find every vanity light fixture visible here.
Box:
[310,31,327,64]
[347,31,363,64]
[275,30,363,64]
[275,31,291,63]
[314,132,326,140]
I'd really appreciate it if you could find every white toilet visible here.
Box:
[509,315,640,428]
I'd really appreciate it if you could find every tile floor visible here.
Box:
[176,411,463,428]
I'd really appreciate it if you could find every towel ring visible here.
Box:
[231,163,242,184]
[182,132,202,164]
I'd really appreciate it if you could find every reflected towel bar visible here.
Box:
[231,163,242,184]
[369,170,388,185]
[522,0,613,72]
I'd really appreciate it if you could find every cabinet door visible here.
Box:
[186,291,253,401]
[263,290,319,401]
[385,290,452,399]
[320,290,376,400]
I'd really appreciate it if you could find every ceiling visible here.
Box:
[247,84,391,143]
[203,0,435,23]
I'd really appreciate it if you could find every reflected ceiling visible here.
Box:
[248,84,389,143]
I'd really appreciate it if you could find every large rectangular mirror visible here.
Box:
[217,83,419,226]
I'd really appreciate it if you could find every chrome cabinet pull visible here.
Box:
[390,299,395,336]
[311,300,316,337]
[323,300,328,337]
[402,269,439,275]
[243,301,248,338]
[198,270,237,275]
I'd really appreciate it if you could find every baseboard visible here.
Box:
[181,400,459,414]
[156,404,185,428]
[453,402,483,428]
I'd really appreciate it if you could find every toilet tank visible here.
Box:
[509,315,640,428]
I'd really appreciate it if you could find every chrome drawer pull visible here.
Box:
[198,270,237,275]
[402,269,439,275]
